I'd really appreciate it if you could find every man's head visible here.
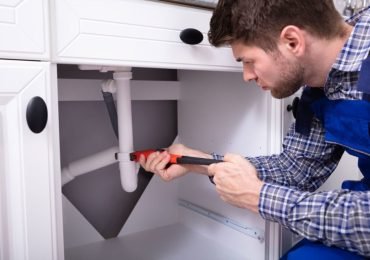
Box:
[208,0,346,98]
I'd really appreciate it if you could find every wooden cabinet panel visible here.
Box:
[54,0,240,71]
[0,0,49,60]
[0,60,62,260]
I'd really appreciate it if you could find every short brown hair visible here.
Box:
[208,0,344,51]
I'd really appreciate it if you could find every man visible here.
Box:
[139,0,370,258]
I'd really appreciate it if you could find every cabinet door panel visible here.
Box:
[0,60,62,260]
[0,0,49,60]
[54,0,240,71]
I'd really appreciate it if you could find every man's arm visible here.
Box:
[259,183,370,257]
[214,118,344,192]
[209,154,370,257]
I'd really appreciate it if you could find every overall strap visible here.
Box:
[294,87,325,136]
[358,52,370,101]
[310,98,370,191]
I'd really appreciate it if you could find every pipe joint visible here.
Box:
[116,152,132,163]
[101,79,117,94]
[113,71,132,81]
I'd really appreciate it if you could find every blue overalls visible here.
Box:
[281,57,370,259]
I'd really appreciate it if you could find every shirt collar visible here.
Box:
[332,6,370,72]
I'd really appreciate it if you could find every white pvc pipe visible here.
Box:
[61,146,119,185]
[114,71,138,192]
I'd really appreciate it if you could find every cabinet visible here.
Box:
[53,0,240,71]
[56,69,282,260]
[1,1,353,260]
[0,60,63,260]
[0,0,49,60]
[0,0,281,259]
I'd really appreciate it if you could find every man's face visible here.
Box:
[231,42,304,99]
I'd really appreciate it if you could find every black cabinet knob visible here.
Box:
[287,97,300,119]
[26,96,48,134]
[180,28,204,45]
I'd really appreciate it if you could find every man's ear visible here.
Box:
[279,25,305,57]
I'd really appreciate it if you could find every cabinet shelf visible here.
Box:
[65,223,246,260]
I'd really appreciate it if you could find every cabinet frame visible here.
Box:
[0,60,63,260]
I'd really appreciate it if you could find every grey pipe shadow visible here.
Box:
[60,100,177,239]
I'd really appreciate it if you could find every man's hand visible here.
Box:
[208,153,263,213]
[139,144,189,181]
[139,144,212,181]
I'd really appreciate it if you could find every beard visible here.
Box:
[270,53,304,99]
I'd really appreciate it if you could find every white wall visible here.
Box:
[0,112,6,260]
[177,70,270,259]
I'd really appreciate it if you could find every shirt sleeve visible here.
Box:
[248,118,344,192]
[259,183,370,256]
[212,118,344,191]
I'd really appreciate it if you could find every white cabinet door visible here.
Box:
[0,60,63,260]
[0,0,49,60]
[53,0,240,71]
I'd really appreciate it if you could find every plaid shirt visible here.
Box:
[214,6,370,257]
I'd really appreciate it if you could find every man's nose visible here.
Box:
[243,68,257,82]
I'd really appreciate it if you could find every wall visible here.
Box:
[177,70,270,259]
[0,112,5,260]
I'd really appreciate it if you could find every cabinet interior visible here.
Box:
[57,65,269,260]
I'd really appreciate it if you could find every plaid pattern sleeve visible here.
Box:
[259,183,370,256]
[212,118,344,192]
[249,118,344,192]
